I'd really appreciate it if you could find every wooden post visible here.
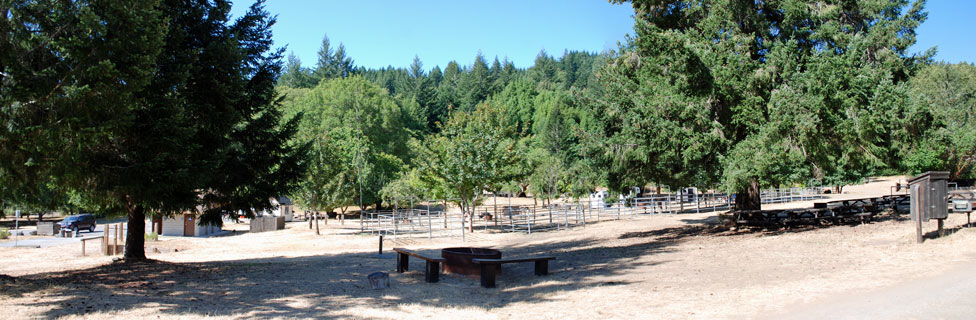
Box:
[396,252,408,273]
[425,260,440,283]
[113,224,119,255]
[480,263,496,288]
[534,260,549,276]
[938,219,945,237]
[426,201,432,239]
[916,214,924,244]
[102,224,109,255]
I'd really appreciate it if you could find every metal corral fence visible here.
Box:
[361,187,824,239]
[759,187,826,204]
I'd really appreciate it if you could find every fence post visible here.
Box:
[696,193,700,214]
[112,224,119,255]
[426,200,432,239]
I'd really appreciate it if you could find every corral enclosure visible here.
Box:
[360,186,825,240]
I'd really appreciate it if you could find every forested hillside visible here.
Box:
[277,0,975,217]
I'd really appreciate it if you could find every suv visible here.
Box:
[58,214,97,233]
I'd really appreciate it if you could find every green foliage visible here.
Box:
[403,56,439,132]
[379,168,428,207]
[595,0,929,201]
[528,149,565,205]
[314,34,355,81]
[902,62,976,179]
[285,76,415,210]
[145,232,159,242]
[529,50,563,90]
[489,79,539,136]
[1,0,304,259]
[459,52,493,111]
[279,52,317,88]
[0,228,9,240]
[417,103,516,220]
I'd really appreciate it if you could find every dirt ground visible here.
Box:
[3,176,976,319]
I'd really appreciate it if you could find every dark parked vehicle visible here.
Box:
[59,214,97,233]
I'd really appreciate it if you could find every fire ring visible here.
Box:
[441,247,502,276]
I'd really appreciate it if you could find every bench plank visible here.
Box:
[394,248,446,262]
[472,256,555,264]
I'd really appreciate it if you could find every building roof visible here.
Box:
[276,196,293,205]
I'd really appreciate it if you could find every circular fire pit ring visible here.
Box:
[441,247,501,276]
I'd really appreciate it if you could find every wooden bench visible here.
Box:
[472,256,556,288]
[393,248,446,283]
[79,236,102,256]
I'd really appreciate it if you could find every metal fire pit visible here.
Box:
[441,247,501,276]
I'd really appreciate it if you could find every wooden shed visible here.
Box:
[273,196,295,222]
[146,213,220,237]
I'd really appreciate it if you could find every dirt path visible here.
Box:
[772,257,976,319]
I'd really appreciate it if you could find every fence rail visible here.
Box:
[361,187,825,239]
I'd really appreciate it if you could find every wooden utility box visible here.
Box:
[36,221,60,236]
[908,171,949,243]
[249,215,285,233]
[908,171,949,222]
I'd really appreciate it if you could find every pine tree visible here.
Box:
[436,61,462,116]
[315,34,336,81]
[597,0,929,209]
[406,56,438,132]
[529,50,561,90]
[460,52,491,111]
[1,0,303,260]
[280,52,315,88]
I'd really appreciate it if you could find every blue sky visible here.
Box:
[910,0,976,64]
[230,1,973,71]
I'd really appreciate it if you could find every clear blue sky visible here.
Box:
[230,1,973,71]
[230,1,634,70]
[910,0,976,64]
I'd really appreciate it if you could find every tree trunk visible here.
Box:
[314,210,320,235]
[37,211,44,222]
[734,179,762,210]
[308,211,313,229]
[124,204,147,261]
[468,206,474,232]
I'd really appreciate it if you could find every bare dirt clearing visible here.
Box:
[2,176,976,319]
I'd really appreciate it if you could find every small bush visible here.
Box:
[145,232,159,241]
[0,228,10,240]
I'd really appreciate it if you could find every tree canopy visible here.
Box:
[595,0,929,208]
[1,0,303,260]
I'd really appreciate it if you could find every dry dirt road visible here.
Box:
[773,257,976,319]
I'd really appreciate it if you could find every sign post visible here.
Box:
[14,209,20,246]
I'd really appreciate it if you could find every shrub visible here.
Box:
[0,228,9,240]
[145,232,159,241]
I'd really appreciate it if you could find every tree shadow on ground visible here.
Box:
[0,230,683,319]
[615,211,914,243]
